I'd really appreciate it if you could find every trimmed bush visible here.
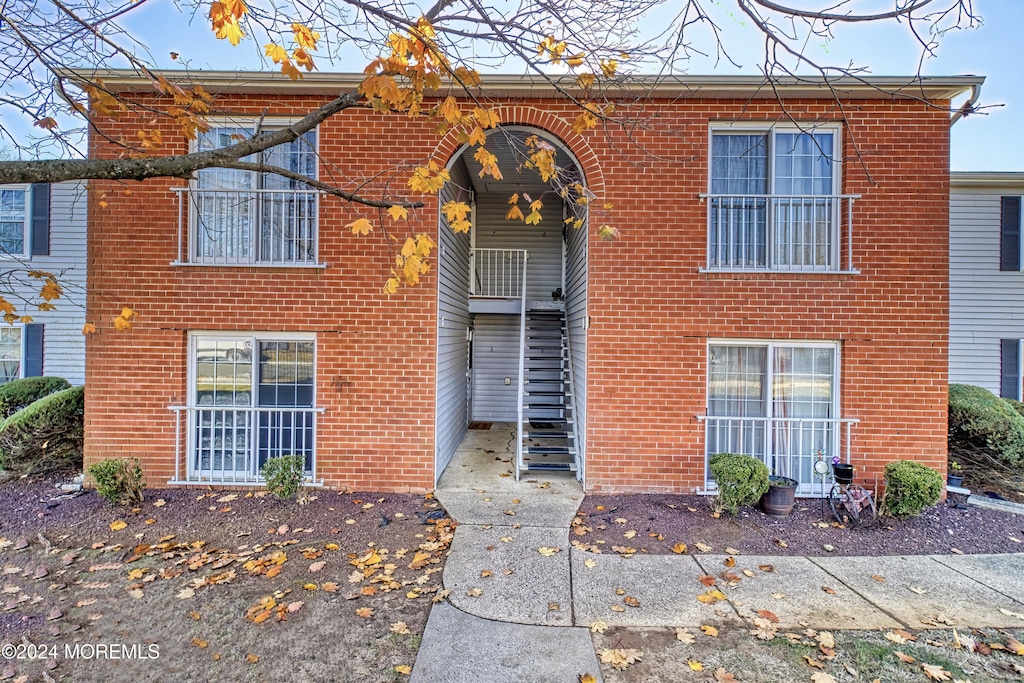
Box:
[882,461,943,517]
[948,384,1024,469]
[0,385,83,475]
[0,376,71,419]
[709,452,769,516]
[261,454,306,500]
[88,458,144,505]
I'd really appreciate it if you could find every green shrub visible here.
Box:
[261,454,306,500]
[0,376,71,419]
[881,461,943,517]
[88,458,145,505]
[1004,397,1024,419]
[0,385,83,475]
[948,384,1024,468]
[709,452,769,516]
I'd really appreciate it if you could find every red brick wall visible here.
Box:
[86,90,950,494]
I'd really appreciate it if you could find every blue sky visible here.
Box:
[25,0,1024,170]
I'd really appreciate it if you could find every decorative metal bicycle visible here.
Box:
[827,463,877,526]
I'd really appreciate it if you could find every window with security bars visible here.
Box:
[190,126,318,265]
[706,342,840,488]
[707,127,846,271]
[189,335,315,481]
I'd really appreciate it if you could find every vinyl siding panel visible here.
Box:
[434,164,472,479]
[474,193,562,302]
[565,216,587,480]
[4,181,87,385]
[471,314,520,421]
[950,187,1024,394]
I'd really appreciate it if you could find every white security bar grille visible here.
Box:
[702,194,859,272]
[173,188,320,266]
[471,248,528,297]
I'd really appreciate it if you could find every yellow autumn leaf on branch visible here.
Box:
[387,206,409,221]
[82,323,97,335]
[441,201,471,223]
[473,147,503,180]
[505,204,525,222]
[209,0,248,46]
[600,59,618,77]
[407,161,450,194]
[265,43,288,63]
[291,23,320,50]
[348,218,373,235]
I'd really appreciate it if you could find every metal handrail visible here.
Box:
[698,415,859,496]
[171,187,322,267]
[470,248,528,297]
[699,193,860,272]
[563,307,578,479]
[169,404,324,485]
[515,252,529,479]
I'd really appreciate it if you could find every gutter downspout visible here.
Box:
[950,83,982,126]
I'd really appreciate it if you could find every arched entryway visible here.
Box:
[434,125,590,485]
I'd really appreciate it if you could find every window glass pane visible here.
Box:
[258,341,314,407]
[771,346,836,482]
[711,134,768,194]
[708,345,767,416]
[0,189,26,255]
[194,339,252,406]
[257,340,314,472]
[0,327,22,383]
[774,132,833,196]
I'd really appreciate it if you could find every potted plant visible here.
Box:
[761,474,798,517]
[947,460,965,488]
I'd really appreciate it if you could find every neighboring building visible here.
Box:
[950,172,1024,399]
[84,71,979,494]
[0,182,87,386]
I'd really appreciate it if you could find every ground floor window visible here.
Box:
[705,341,840,489]
[188,334,316,481]
[0,327,22,383]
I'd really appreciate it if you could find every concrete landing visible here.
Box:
[444,525,573,625]
[410,602,603,683]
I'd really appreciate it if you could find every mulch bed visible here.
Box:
[0,472,452,683]
[575,494,1024,557]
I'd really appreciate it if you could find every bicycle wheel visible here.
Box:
[827,484,852,525]
[847,485,877,527]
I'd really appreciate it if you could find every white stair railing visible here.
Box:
[471,248,528,297]
[515,252,529,479]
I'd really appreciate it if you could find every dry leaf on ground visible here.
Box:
[598,648,642,670]
[700,625,719,637]
[921,663,951,681]
[676,628,695,644]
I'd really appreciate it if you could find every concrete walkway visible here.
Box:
[411,425,1024,683]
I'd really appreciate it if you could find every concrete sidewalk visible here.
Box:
[410,427,1024,683]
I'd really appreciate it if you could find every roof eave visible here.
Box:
[58,69,984,101]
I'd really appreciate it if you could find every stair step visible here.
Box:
[524,390,569,396]
[525,402,566,409]
[524,461,577,472]
[524,446,577,455]
[523,430,571,439]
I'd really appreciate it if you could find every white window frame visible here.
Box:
[184,331,320,482]
[0,324,24,383]
[703,339,845,494]
[703,122,856,273]
[0,184,31,259]
[176,118,323,267]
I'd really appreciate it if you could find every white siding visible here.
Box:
[471,314,520,421]
[434,165,472,480]
[565,214,587,481]
[474,193,563,302]
[950,182,1024,393]
[2,182,87,385]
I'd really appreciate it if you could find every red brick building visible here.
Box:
[84,72,979,494]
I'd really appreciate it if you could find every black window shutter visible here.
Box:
[1000,196,1021,271]
[30,184,50,256]
[22,324,44,378]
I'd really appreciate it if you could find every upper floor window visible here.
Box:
[703,125,857,273]
[0,186,28,257]
[178,124,320,266]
